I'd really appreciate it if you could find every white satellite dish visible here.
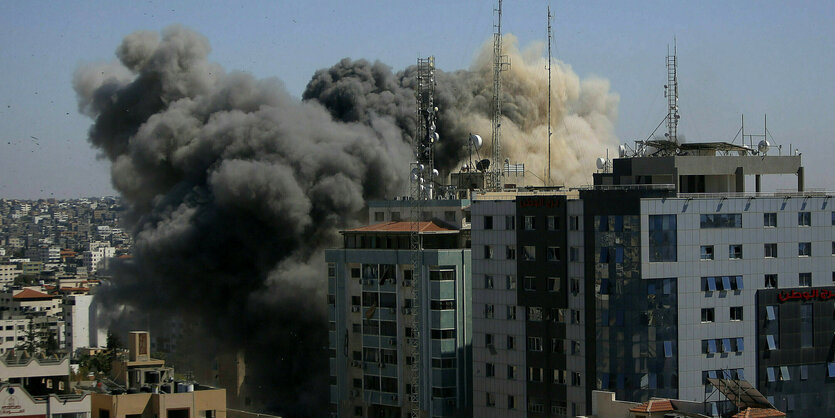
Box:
[758,139,770,155]
[596,157,608,170]
[432,168,439,177]
[431,132,439,143]
[469,134,483,150]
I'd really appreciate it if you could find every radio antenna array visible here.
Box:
[487,0,511,191]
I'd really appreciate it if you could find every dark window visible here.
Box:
[701,245,714,260]
[524,276,536,291]
[765,274,778,288]
[700,213,742,228]
[506,245,516,259]
[730,306,743,321]
[801,304,813,348]
[701,308,715,323]
[764,243,777,258]
[525,216,536,230]
[484,245,493,259]
[374,212,384,222]
[649,214,677,262]
[798,212,811,226]
[569,216,579,230]
[799,242,811,257]
[729,244,743,259]
[547,216,559,231]
[547,247,561,262]
[484,216,493,230]
[505,215,515,229]
[391,211,400,221]
[800,272,812,287]
[764,212,777,227]
[522,246,535,261]
[484,275,493,289]
[547,277,560,292]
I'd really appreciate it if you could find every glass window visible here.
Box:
[524,276,536,291]
[700,245,714,260]
[649,214,677,262]
[547,277,560,292]
[800,272,812,287]
[569,247,580,262]
[599,247,609,263]
[801,365,809,381]
[767,367,776,382]
[527,307,542,321]
[722,338,732,353]
[765,274,778,289]
[506,306,516,320]
[527,336,542,352]
[547,246,561,262]
[799,242,811,257]
[522,245,536,261]
[801,304,813,348]
[484,304,494,319]
[374,211,384,222]
[729,244,743,259]
[736,338,744,352]
[569,216,579,230]
[664,341,673,358]
[730,306,743,321]
[798,212,811,226]
[506,275,516,289]
[707,339,717,353]
[507,335,515,349]
[700,213,742,228]
[766,305,778,321]
[764,243,777,258]
[506,245,516,259]
[547,216,558,230]
[486,363,495,377]
[484,275,493,289]
[484,215,493,230]
[391,211,400,221]
[766,334,777,350]
[484,245,493,259]
[780,366,790,381]
[764,212,777,227]
[701,308,715,323]
[525,216,536,230]
[505,215,515,230]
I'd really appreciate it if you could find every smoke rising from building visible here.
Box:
[74,26,618,417]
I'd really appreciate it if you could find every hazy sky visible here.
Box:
[1,0,833,199]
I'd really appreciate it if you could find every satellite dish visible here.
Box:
[596,157,608,170]
[469,134,483,150]
[431,132,440,143]
[475,159,490,171]
[758,139,770,155]
[432,168,439,177]
[410,173,418,181]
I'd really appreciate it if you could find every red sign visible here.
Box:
[777,288,835,303]
[520,197,561,209]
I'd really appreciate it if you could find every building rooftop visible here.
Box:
[628,398,675,413]
[13,288,55,300]
[343,221,457,234]
[732,407,786,418]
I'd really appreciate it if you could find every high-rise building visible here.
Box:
[472,141,819,416]
[326,199,473,417]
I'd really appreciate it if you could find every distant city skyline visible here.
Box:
[1,0,833,199]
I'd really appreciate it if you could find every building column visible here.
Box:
[797,167,804,192]
[735,167,744,193]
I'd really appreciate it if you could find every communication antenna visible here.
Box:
[664,38,679,143]
[547,5,553,186]
[408,55,436,418]
[487,0,511,191]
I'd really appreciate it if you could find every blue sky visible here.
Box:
[1,0,833,198]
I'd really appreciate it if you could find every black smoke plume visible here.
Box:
[75,26,618,418]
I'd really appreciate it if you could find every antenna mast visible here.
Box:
[408,55,436,418]
[487,0,510,191]
[547,5,552,186]
[665,39,679,143]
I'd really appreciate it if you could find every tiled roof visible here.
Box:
[629,399,675,413]
[732,407,786,417]
[13,288,55,300]
[344,221,455,233]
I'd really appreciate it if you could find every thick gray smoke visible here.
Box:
[75,26,411,417]
[75,25,618,417]
[305,34,619,186]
